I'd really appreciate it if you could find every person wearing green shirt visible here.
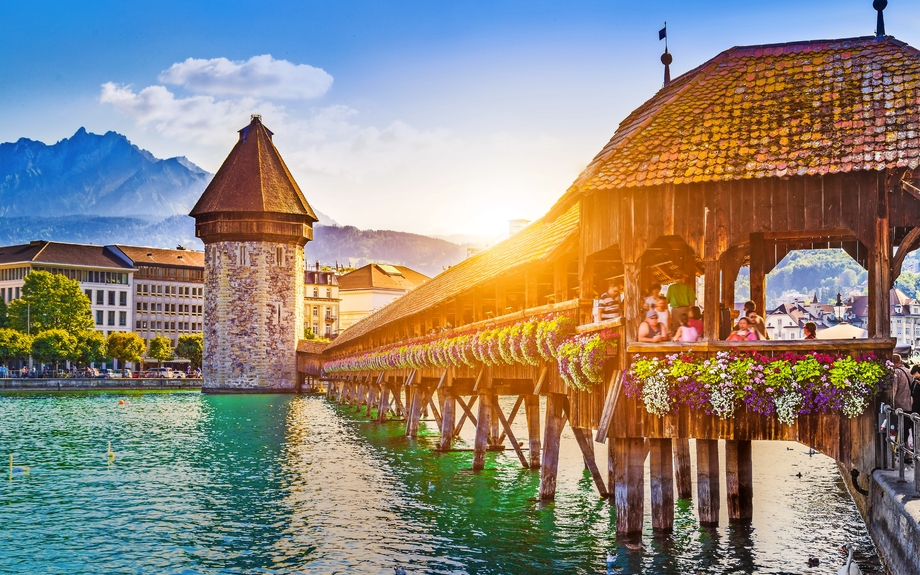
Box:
[666,273,696,333]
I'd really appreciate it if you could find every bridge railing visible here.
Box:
[879,403,920,495]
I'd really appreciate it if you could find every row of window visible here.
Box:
[0,267,28,282]
[309,288,334,299]
[0,287,20,303]
[136,302,203,315]
[96,310,128,326]
[85,289,128,306]
[136,284,203,297]
[34,266,129,285]
[135,266,204,281]
[135,321,202,332]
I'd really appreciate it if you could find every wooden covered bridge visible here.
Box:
[301,34,920,535]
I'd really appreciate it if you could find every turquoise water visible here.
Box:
[0,392,883,574]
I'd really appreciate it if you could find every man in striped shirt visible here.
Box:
[598,283,622,322]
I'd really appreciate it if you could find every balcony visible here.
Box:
[324,315,337,324]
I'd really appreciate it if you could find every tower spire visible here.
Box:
[874,0,887,37]
[659,22,672,86]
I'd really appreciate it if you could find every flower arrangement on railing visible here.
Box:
[554,329,618,392]
[324,313,583,374]
[624,351,891,424]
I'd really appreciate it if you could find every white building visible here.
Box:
[764,302,811,340]
[338,264,429,331]
[305,263,341,338]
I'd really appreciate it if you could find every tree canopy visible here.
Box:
[74,330,107,366]
[7,271,93,334]
[147,336,174,366]
[31,329,76,368]
[0,329,32,363]
[107,332,145,366]
[174,334,203,369]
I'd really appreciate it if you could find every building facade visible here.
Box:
[305,263,340,338]
[338,263,429,331]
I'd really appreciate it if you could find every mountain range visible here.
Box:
[0,128,465,276]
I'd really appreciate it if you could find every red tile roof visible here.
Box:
[115,245,204,268]
[327,203,580,351]
[565,36,920,197]
[190,117,317,221]
[337,264,429,292]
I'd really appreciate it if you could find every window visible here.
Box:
[326,288,331,299]
[313,323,319,334]
[156,303,162,312]
[313,306,318,316]
[136,284,143,294]
[85,289,92,300]
[96,291,104,305]
[313,288,318,298]
[14,287,18,299]
[107,311,115,326]
[143,303,148,311]
[96,310,103,325]
[136,321,141,329]
[136,302,143,312]
[240,246,247,266]
[108,291,115,306]
[119,312,126,326]
[277,247,283,266]
[119,292,127,306]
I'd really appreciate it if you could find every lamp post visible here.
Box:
[834,292,847,323]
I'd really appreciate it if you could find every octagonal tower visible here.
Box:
[190,115,317,392]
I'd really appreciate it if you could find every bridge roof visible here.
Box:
[553,36,920,211]
[326,202,580,351]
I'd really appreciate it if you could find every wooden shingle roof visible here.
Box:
[190,116,317,221]
[327,202,580,351]
[563,36,920,200]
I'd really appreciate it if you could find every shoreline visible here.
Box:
[0,377,203,392]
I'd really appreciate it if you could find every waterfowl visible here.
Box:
[394,567,407,575]
[427,481,435,491]
[9,454,29,474]
[837,543,863,575]
[807,557,819,567]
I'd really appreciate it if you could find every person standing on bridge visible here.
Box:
[666,272,696,333]
[891,354,913,463]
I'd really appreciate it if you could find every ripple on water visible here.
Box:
[0,392,885,574]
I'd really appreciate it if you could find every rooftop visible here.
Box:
[337,264,430,292]
[115,245,205,268]
[0,241,133,269]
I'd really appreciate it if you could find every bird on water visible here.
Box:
[9,454,29,474]
[837,543,863,575]
[393,567,407,575]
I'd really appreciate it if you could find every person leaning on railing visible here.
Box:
[892,354,914,463]
[597,282,623,321]
[638,310,667,342]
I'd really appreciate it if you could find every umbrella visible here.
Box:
[816,324,868,339]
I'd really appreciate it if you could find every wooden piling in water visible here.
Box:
[614,437,647,534]
[572,427,607,496]
[472,393,492,470]
[406,386,424,437]
[439,389,456,451]
[673,438,692,500]
[525,394,541,469]
[696,438,720,526]
[725,439,753,522]
[649,438,674,531]
[376,384,391,422]
[539,393,567,500]
[489,393,501,447]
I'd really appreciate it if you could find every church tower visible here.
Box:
[190,116,317,392]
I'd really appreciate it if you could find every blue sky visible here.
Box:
[1,1,918,237]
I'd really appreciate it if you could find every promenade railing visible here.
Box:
[879,402,920,495]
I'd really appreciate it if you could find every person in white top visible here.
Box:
[653,296,671,339]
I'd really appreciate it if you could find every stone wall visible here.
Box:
[203,240,304,392]
[0,378,201,391]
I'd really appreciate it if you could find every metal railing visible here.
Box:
[879,403,920,494]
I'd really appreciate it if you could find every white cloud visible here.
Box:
[158,55,333,100]
[99,82,283,146]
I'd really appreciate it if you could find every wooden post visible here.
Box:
[572,427,608,497]
[525,394,541,469]
[702,260,720,341]
[472,366,493,470]
[607,435,616,501]
[406,384,424,437]
[868,173,892,338]
[673,438,692,500]
[614,438,647,534]
[438,389,456,451]
[554,259,568,302]
[623,262,641,343]
[750,233,766,318]
[649,438,674,531]
[489,393,501,447]
[696,438,720,526]
[539,393,567,500]
[376,384,390,422]
[725,440,753,522]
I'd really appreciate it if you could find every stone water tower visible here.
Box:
[190,116,317,392]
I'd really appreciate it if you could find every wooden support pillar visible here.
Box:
[438,389,456,451]
[607,436,616,501]
[472,366,493,471]
[725,440,753,522]
[376,384,390,422]
[365,384,376,417]
[649,438,674,531]
[579,255,596,323]
[750,233,766,318]
[673,438,692,500]
[614,438,647,535]
[539,393,567,500]
[524,268,540,308]
[553,259,568,301]
[702,260,720,341]
[489,393,501,447]
[868,174,892,338]
[406,385,424,437]
[525,394,541,469]
[696,439,721,526]
[572,427,608,497]
[622,261,641,343]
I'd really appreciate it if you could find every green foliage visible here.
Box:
[8,271,93,334]
[31,329,77,366]
[895,271,920,300]
[0,298,7,328]
[175,334,203,369]
[147,335,175,365]
[0,329,33,362]
[74,330,107,365]
[106,332,145,365]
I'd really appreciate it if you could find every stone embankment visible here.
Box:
[868,469,920,575]
[0,378,202,391]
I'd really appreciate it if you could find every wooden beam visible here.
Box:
[673,438,692,500]
[614,437,647,534]
[725,440,753,522]
[453,395,478,435]
[472,393,492,471]
[525,394,541,469]
[405,384,424,438]
[427,392,443,430]
[376,383,391,422]
[572,427,608,497]
[595,370,623,443]
[532,365,549,395]
[539,393,567,500]
[649,438,675,531]
[623,262,641,343]
[892,226,920,279]
[493,398,529,468]
[497,394,524,444]
[702,260,720,341]
[489,393,501,447]
[696,439,720,526]
[438,389,456,451]
[750,232,766,319]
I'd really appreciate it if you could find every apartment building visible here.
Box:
[112,245,205,347]
[0,241,134,335]
[305,263,341,338]
[338,264,429,331]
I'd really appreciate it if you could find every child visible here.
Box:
[672,314,699,342]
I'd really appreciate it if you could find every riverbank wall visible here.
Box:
[866,469,920,575]
[0,378,202,392]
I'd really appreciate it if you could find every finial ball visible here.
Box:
[873,0,887,11]
[660,52,673,66]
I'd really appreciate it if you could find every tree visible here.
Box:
[107,332,145,368]
[7,271,93,334]
[0,298,8,328]
[31,329,76,372]
[74,330,107,366]
[147,335,175,367]
[174,334,203,369]
[0,328,32,365]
